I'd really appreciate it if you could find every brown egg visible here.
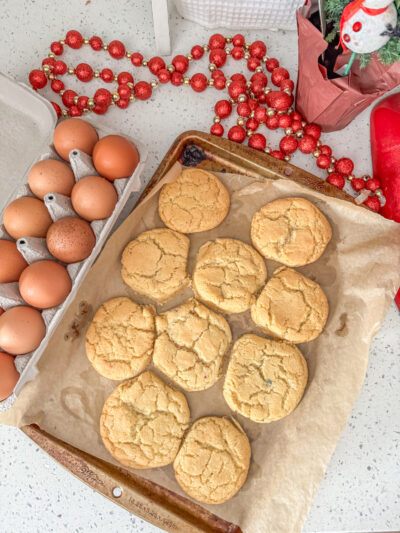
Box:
[19,260,72,309]
[0,306,46,354]
[28,159,75,199]
[53,118,99,161]
[0,352,20,401]
[3,197,52,240]
[71,175,118,221]
[0,240,28,283]
[92,135,139,181]
[46,217,96,263]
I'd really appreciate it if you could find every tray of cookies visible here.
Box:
[2,131,399,533]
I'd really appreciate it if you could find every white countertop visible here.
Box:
[0,1,399,532]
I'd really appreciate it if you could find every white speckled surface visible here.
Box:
[0,1,399,532]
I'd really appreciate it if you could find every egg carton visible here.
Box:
[0,73,148,411]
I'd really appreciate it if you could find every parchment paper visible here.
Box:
[2,165,400,533]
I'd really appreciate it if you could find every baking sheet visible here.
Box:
[1,164,400,533]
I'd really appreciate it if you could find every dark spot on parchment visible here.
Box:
[64,300,93,341]
[335,313,348,337]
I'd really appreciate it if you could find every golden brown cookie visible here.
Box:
[121,228,190,303]
[223,334,308,423]
[192,238,267,314]
[158,168,230,234]
[173,416,251,504]
[250,197,332,266]
[86,297,155,380]
[153,298,232,391]
[251,266,329,343]
[100,371,190,469]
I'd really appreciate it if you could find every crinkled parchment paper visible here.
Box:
[2,164,400,533]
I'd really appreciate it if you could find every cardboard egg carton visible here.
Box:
[0,72,148,411]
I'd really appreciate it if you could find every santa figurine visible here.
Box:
[339,0,398,55]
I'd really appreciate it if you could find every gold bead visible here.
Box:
[68,67,75,75]
[244,52,250,60]
[208,63,216,71]
[127,81,134,88]
[225,47,231,55]
[262,55,269,62]
[347,174,354,181]
[285,128,293,135]
[250,111,255,118]
[283,88,292,95]
[226,79,232,87]
[112,92,120,102]
[203,44,209,52]
[376,190,382,196]
[129,94,136,102]
[267,108,275,117]
[284,155,291,162]
[245,42,251,49]
[59,89,65,96]
[264,147,271,154]
[255,66,263,73]
[61,109,68,117]
[94,71,100,78]
[313,150,321,158]
[42,64,50,73]
[84,38,89,44]
[187,54,192,61]
[288,107,294,114]
[142,59,148,66]
[327,167,334,174]
[301,121,307,127]
[183,77,190,86]
[238,94,246,103]
[229,98,235,104]
[114,74,118,82]
[59,39,65,45]
[213,116,220,123]
[73,96,79,104]
[331,157,336,164]
[296,130,303,138]
[362,174,371,181]
[278,110,285,115]
[110,101,115,106]
[264,87,271,94]
[126,51,132,58]
[150,80,158,88]
[237,117,244,126]
[208,79,214,87]
[167,64,174,72]
[83,108,90,114]
[246,129,252,137]
[87,98,95,109]
[103,44,108,50]
[317,140,322,147]
[48,52,55,58]
[225,36,232,43]
[48,73,55,80]
[246,81,252,88]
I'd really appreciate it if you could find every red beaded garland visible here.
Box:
[232,34,245,47]
[29,69,47,89]
[62,89,77,108]
[131,53,143,66]
[51,79,64,93]
[68,105,82,117]
[327,173,345,189]
[266,115,279,129]
[278,114,292,129]
[248,133,266,150]
[247,57,260,71]
[191,45,204,59]
[94,88,112,107]
[304,123,321,140]
[228,80,246,101]
[232,47,245,60]
[271,68,290,86]
[351,178,365,192]
[51,102,62,118]
[209,33,225,50]
[108,40,125,59]
[118,84,131,99]
[298,135,317,154]
[254,106,267,122]
[212,69,225,79]
[231,73,247,84]
[280,135,298,154]
[266,91,292,111]
[246,117,259,131]
[116,98,130,109]
[228,125,246,143]
[171,72,183,86]
[280,79,294,92]
[266,58,279,72]
[366,177,380,191]
[77,96,89,109]
[158,69,171,83]
[117,72,134,85]
[237,102,251,117]
[270,150,284,160]
[210,49,227,68]
[251,72,268,86]
[134,81,152,100]
[75,63,93,82]
[148,57,166,75]
[50,42,63,55]
[210,123,224,136]
[249,41,267,59]
[172,55,189,73]
[320,145,332,157]
[65,30,83,49]
[335,157,354,175]
[215,100,232,119]
[100,68,114,82]
[291,120,302,133]
[53,60,67,75]
[190,73,208,92]
[316,154,331,169]
[89,36,103,50]
[364,196,381,211]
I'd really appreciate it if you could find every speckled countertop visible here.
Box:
[0,1,399,532]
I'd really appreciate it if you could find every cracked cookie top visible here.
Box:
[250,197,332,267]
[251,267,329,343]
[158,168,230,234]
[100,371,190,469]
[173,416,251,504]
[223,334,308,423]
[86,297,156,380]
[192,238,267,314]
[153,298,232,391]
[121,228,190,303]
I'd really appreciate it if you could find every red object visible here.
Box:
[228,125,246,143]
[336,158,354,175]
[291,119,302,133]
[228,80,246,101]
[248,133,266,150]
[231,73,247,84]
[77,96,89,109]
[271,150,284,160]
[232,34,245,47]
[209,34,225,50]
[158,69,171,83]
[232,47,245,60]
[353,21,362,32]
[75,63,93,82]
[237,103,251,117]
[89,36,103,50]
[68,105,82,117]
[116,98,130,109]
[215,100,232,119]
[118,84,131,99]
[134,81,152,100]
[317,154,331,169]
[251,72,267,86]
[51,42,63,55]
[266,116,279,129]
[278,114,292,129]
[190,73,207,92]
[210,49,227,68]
[191,45,204,59]
[212,69,225,79]
[364,195,381,212]
[299,135,317,154]
[117,72,134,85]
[171,72,183,86]
[254,106,267,122]
[131,53,143,66]
[271,68,289,86]
[29,69,47,89]
[100,68,114,82]
[247,58,261,71]
[94,88,111,107]
[249,41,267,59]
[214,77,226,90]
[351,178,365,192]
[280,135,298,154]
[246,117,259,131]
[62,90,77,108]
[304,123,321,140]
[53,60,67,75]
[395,289,400,309]
[65,30,83,49]
[108,40,125,59]
[266,58,279,72]
[172,55,189,73]
[51,79,64,93]
[366,177,380,191]
[148,57,165,75]
[42,57,56,69]
[266,91,292,111]
[280,79,295,92]
[327,173,345,189]
[51,102,61,118]
[210,123,224,136]
[320,145,332,157]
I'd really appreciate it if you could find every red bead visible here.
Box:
[50,42,63,55]
[250,81,265,97]
[118,84,131,99]
[248,99,258,111]
[320,145,332,157]
[68,105,82,117]
[209,33,225,50]
[62,89,77,108]
[172,55,189,73]
[213,77,226,90]
[335,157,354,175]
[215,100,232,119]
[304,123,321,140]
[228,125,246,143]
[270,150,284,160]
[266,58,279,72]
[266,116,279,129]
[191,45,204,59]
[364,196,381,212]
[51,79,64,93]
[89,36,103,51]
[77,96,89,109]
[148,56,166,75]
[316,154,331,169]
[246,117,259,131]
[280,79,294,92]
[134,81,152,100]
[327,173,345,189]
[65,30,83,49]
[231,46,245,60]
[249,41,267,59]
[237,103,251,117]
[116,98,130,109]
[108,40,125,59]
[210,48,226,68]
[248,133,266,150]
[117,72,134,85]
[51,102,62,119]
[299,135,317,154]
[75,63,93,82]
[257,93,268,104]
[53,60,67,75]
[228,80,246,101]
[42,57,56,69]
[100,68,114,83]
[365,177,380,191]
[29,69,47,89]
[232,34,245,47]
[266,91,292,111]
[251,72,268,86]
[278,114,292,129]
[94,88,112,107]
[351,178,365,192]
[210,123,224,136]
[231,73,247,84]
[254,106,267,122]
[271,68,290,86]
[212,69,225,79]
[93,104,108,115]
[291,120,302,133]
[131,53,143,66]
[171,72,183,86]
[190,73,208,92]
[157,69,171,83]
[280,135,298,154]
[247,57,260,71]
